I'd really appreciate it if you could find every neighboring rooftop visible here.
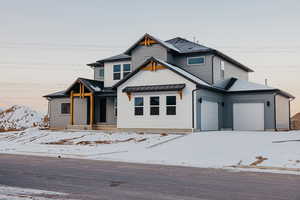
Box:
[97,53,131,63]
[43,90,67,98]
[165,37,212,54]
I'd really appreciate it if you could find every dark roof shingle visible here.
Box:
[122,84,186,93]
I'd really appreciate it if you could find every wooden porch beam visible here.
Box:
[178,90,183,100]
[126,92,132,101]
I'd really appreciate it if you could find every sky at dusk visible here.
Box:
[0,0,300,114]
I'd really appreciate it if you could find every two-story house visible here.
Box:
[44,33,294,132]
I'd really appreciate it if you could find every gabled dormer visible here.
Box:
[124,33,180,70]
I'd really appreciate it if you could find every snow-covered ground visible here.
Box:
[0,185,68,200]
[0,105,44,131]
[0,128,300,174]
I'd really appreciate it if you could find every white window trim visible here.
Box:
[134,96,144,116]
[113,64,121,80]
[99,67,104,80]
[220,60,225,79]
[113,63,131,80]
[187,56,205,66]
[166,96,177,115]
[122,64,131,78]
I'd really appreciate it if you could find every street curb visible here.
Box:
[228,165,300,172]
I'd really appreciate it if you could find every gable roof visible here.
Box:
[124,33,180,55]
[113,57,219,90]
[88,34,253,72]
[213,78,294,98]
[65,78,104,94]
[165,37,253,72]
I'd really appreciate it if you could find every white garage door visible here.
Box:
[201,101,219,131]
[233,103,264,131]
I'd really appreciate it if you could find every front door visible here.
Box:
[100,98,107,123]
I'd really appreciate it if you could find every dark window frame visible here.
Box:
[134,97,144,116]
[61,103,70,114]
[113,64,121,80]
[187,56,205,65]
[150,96,160,116]
[166,96,176,115]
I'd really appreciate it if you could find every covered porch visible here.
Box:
[65,78,117,130]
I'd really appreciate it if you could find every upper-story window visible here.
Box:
[113,64,121,80]
[123,64,131,78]
[99,67,104,80]
[220,61,225,79]
[187,56,205,65]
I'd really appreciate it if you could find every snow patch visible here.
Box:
[0,105,45,131]
[1,129,300,174]
[0,185,67,200]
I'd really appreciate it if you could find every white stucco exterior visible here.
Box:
[117,68,196,129]
[275,94,290,130]
[104,61,132,87]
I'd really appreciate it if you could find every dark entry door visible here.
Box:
[99,98,106,123]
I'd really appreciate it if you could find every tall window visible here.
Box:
[220,61,225,79]
[114,98,117,116]
[61,103,70,114]
[123,64,131,77]
[150,96,159,115]
[187,56,205,65]
[113,64,121,80]
[166,96,176,115]
[134,97,144,116]
[99,67,104,80]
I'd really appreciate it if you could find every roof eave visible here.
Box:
[211,50,254,72]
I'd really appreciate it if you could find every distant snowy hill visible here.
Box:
[0,105,45,131]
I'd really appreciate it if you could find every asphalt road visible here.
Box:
[0,154,300,200]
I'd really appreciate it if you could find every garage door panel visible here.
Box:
[201,101,219,131]
[233,103,264,131]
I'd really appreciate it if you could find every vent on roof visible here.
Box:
[225,78,238,90]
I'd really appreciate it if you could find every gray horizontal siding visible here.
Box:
[131,44,168,69]
[49,98,70,129]
[195,88,277,130]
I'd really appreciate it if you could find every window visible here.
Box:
[220,61,225,79]
[123,64,131,78]
[113,64,121,80]
[150,96,159,115]
[134,97,144,115]
[99,67,104,80]
[187,56,205,65]
[61,103,70,114]
[114,98,117,116]
[166,96,176,115]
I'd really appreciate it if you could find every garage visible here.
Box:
[233,103,264,131]
[201,101,219,131]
